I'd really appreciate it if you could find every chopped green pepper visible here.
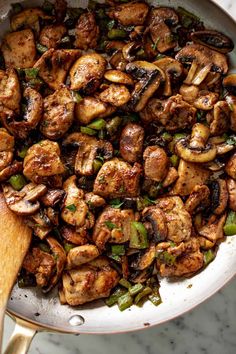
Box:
[223,211,236,236]
[64,243,75,253]
[119,278,131,289]
[80,126,97,136]
[36,43,48,54]
[161,132,172,141]
[134,286,152,305]
[106,116,122,135]
[111,245,125,256]
[203,249,215,265]
[108,28,127,39]
[88,118,106,130]
[149,292,162,306]
[109,198,124,209]
[130,222,149,249]
[66,204,77,212]
[18,146,28,158]
[8,174,27,191]
[105,287,127,307]
[93,159,103,173]
[118,292,133,311]
[129,283,144,296]
[156,251,176,266]
[72,91,83,103]
[24,68,39,79]
[170,154,179,167]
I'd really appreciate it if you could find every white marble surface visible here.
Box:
[3,0,236,353]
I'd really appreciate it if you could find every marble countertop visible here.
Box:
[2,0,236,353]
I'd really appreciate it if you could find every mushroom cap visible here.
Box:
[223,74,236,95]
[191,30,234,53]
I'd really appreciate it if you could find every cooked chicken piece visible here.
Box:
[157,196,192,243]
[23,247,55,287]
[140,94,196,131]
[162,167,178,188]
[40,87,75,140]
[120,123,144,163]
[185,184,210,214]
[143,146,169,182]
[0,152,13,172]
[85,192,106,208]
[23,140,65,184]
[93,207,135,249]
[199,214,226,243]
[99,84,131,107]
[74,12,99,50]
[34,49,80,90]
[93,158,142,198]
[159,250,204,277]
[227,178,236,211]
[2,29,36,69]
[209,101,230,136]
[70,53,107,93]
[60,256,119,305]
[108,2,149,26]
[61,176,94,230]
[0,128,14,152]
[171,159,210,196]
[10,8,52,33]
[61,225,88,245]
[67,245,100,269]
[0,69,21,111]
[225,152,236,179]
[39,24,67,48]
[75,96,107,125]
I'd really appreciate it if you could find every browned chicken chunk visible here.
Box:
[0,69,21,111]
[74,12,99,50]
[143,146,169,182]
[120,123,144,163]
[39,24,67,49]
[108,2,149,26]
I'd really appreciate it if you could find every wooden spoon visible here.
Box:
[0,193,32,352]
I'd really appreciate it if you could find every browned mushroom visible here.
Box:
[191,30,234,53]
[185,184,210,214]
[142,206,167,241]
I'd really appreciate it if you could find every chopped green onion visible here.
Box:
[130,222,149,249]
[72,91,83,103]
[129,283,144,296]
[8,174,27,191]
[105,287,127,307]
[38,243,50,253]
[161,132,172,141]
[109,254,121,262]
[93,159,103,173]
[203,249,215,265]
[134,287,152,305]
[149,292,162,306]
[109,198,124,209]
[170,154,179,167]
[111,245,125,256]
[119,278,131,289]
[224,211,236,236]
[18,146,28,158]
[66,204,77,212]
[104,221,117,230]
[24,68,39,79]
[108,28,127,39]
[118,292,133,311]
[156,251,176,266]
[88,118,106,130]
[80,126,97,136]
[174,133,187,140]
[36,43,48,54]
[64,243,75,253]
[151,36,160,51]
[106,116,122,135]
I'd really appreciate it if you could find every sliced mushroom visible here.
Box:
[74,96,107,125]
[162,167,178,188]
[93,158,142,198]
[223,74,236,96]
[193,91,219,110]
[99,84,131,107]
[199,214,226,243]
[27,210,52,240]
[120,123,144,163]
[175,123,217,163]
[34,49,80,90]
[23,140,65,184]
[143,146,169,182]
[104,70,134,85]
[176,44,228,85]
[40,189,65,207]
[0,161,23,182]
[191,30,234,53]
[0,69,21,112]
[185,184,210,214]
[109,51,128,72]
[10,8,52,33]
[226,178,236,211]
[209,179,228,215]
[39,24,67,49]
[74,12,99,50]
[61,225,88,246]
[153,57,183,96]
[126,61,164,112]
[40,87,75,140]
[3,182,47,215]
[67,244,100,269]
[142,206,167,241]
[70,53,107,93]
[107,2,149,26]
[171,159,210,196]
[2,29,37,69]
[131,243,156,270]
[147,7,179,54]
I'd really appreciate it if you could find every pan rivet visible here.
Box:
[69,315,85,326]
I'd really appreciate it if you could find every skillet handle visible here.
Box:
[3,318,37,354]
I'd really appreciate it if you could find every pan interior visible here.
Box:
[3,0,236,334]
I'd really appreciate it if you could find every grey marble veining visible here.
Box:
[2,0,236,353]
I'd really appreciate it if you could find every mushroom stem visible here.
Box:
[189,123,210,149]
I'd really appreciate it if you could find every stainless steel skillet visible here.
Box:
[1,0,236,353]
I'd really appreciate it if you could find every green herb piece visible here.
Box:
[72,91,83,103]
[88,118,106,130]
[108,28,127,39]
[109,254,121,262]
[119,278,131,289]
[24,68,39,79]
[38,243,50,253]
[80,126,97,136]
[64,243,75,253]
[104,221,117,230]
[106,116,122,135]
[156,251,176,266]
[130,222,149,249]
[129,283,144,296]
[66,204,77,212]
[18,146,28,158]
[109,198,124,209]
[203,249,215,266]
[170,154,179,167]
[8,174,27,191]
[36,43,48,54]
[118,292,133,311]
[105,287,127,307]
[136,196,155,211]
[223,210,236,236]
[134,286,152,305]
[161,132,172,141]
[111,245,125,256]
[93,159,103,173]
[151,36,160,50]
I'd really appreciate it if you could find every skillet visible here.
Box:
[1,0,236,353]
